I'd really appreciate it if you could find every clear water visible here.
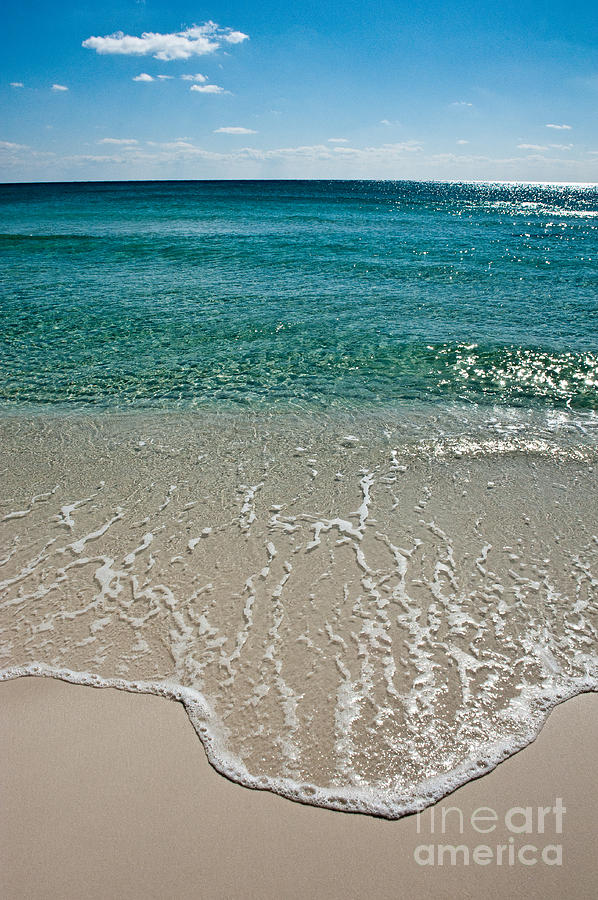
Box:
[1,180,597,412]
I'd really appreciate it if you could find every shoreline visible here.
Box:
[1,675,597,899]
[2,664,597,821]
[2,410,597,820]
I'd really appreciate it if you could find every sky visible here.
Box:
[1,0,598,182]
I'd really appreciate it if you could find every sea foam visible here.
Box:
[1,411,597,817]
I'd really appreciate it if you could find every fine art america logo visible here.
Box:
[414,799,565,867]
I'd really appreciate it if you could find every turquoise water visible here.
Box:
[1,180,597,412]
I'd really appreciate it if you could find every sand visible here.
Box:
[3,412,598,818]
[1,676,597,899]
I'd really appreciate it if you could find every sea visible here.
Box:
[1,179,597,816]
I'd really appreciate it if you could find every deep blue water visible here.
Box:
[1,180,597,412]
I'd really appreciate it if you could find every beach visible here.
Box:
[1,179,597,892]
[1,408,597,818]
[1,676,597,899]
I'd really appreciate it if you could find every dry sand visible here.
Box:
[1,677,597,899]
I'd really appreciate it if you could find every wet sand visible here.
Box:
[3,412,598,817]
[1,676,597,900]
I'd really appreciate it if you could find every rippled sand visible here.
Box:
[1,410,597,816]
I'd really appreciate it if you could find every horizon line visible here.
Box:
[1,177,598,187]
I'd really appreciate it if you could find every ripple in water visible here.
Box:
[1,412,597,817]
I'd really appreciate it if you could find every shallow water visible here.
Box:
[1,409,597,816]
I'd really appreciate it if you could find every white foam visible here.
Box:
[2,414,597,819]
[1,662,596,819]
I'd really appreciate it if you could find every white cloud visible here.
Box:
[137,139,426,164]
[380,141,423,152]
[327,141,423,157]
[147,140,198,150]
[82,23,249,62]
[190,84,227,94]
[4,137,595,183]
[328,137,348,143]
[181,73,207,82]
[10,82,24,88]
[518,141,573,151]
[456,139,469,145]
[157,74,173,80]
[99,138,139,145]
[450,101,473,108]
[133,73,154,82]
[214,126,257,134]
[223,31,247,44]
[546,123,572,130]
[52,84,68,91]
[0,140,29,150]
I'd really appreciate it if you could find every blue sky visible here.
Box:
[2,0,598,181]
